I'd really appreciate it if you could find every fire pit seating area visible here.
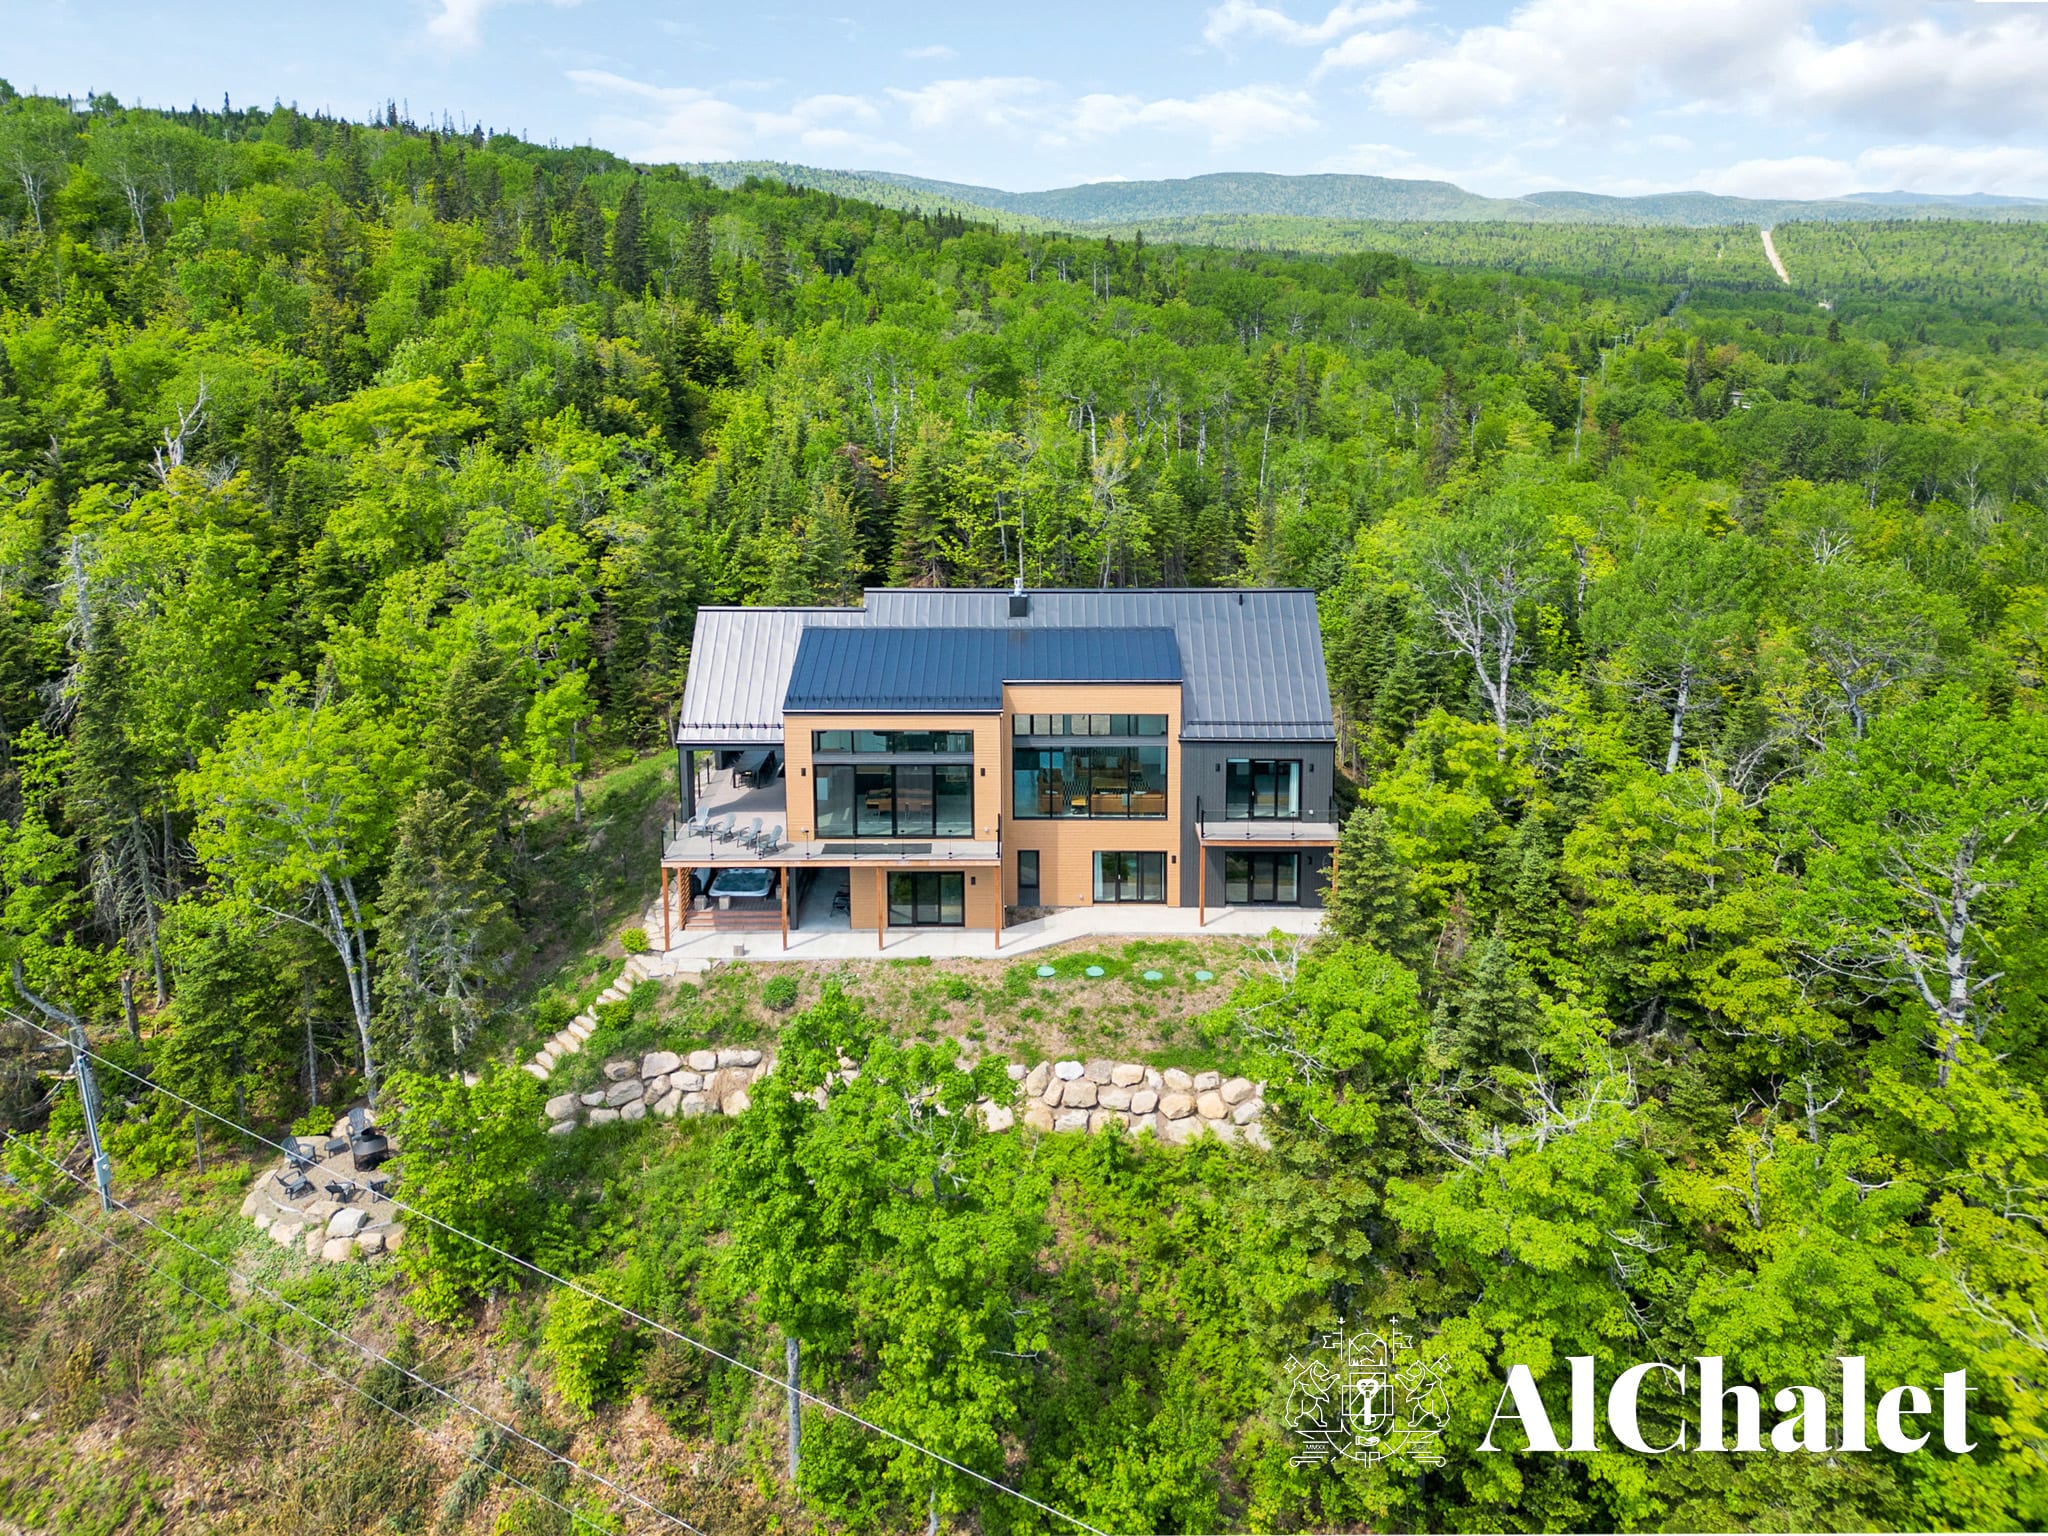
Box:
[240,1105,405,1263]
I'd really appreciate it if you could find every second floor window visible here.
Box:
[1224,758,1301,819]
[1012,746,1167,818]
[816,763,974,838]
[813,729,973,755]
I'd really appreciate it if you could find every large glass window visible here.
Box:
[1013,714,1166,738]
[815,764,856,837]
[1224,758,1302,819]
[935,765,974,836]
[888,872,965,926]
[1094,851,1166,903]
[821,764,977,838]
[1225,852,1300,904]
[1011,746,1167,818]
[813,729,973,755]
[1017,850,1040,905]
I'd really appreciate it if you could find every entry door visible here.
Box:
[1017,849,1040,907]
[1094,851,1166,903]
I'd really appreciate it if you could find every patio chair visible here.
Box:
[283,1137,318,1172]
[324,1178,359,1204]
[345,1106,374,1139]
[322,1134,350,1158]
[368,1176,392,1201]
[738,817,765,850]
[712,816,738,844]
[274,1168,313,1200]
[760,823,784,853]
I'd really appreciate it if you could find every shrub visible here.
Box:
[761,974,799,1011]
[544,1282,638,1414]
[619,926,649,954]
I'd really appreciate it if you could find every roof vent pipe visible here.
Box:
[1009,577,1029,619]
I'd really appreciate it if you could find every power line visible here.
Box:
[6,1171,648,1536]
[8,1135,706,1536]
[6,1011,1113,1536]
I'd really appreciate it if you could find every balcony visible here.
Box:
[664,773,998,867]
[1195,818,1340,846]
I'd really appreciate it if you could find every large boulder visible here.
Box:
[722,1086,752,1116]
[717,1047,762,1068]
[687,1049,718,1072]
[327,1207,369,1239]
[1053,1108,1091,1133]
[1053,1059,1085,1081]
[1023,1104,1056,1132]
[603,1078,643,1107]
[1041,1079,1064,1108]
[1062,1080,1099,1109]
[587,1107,621,1126]
[320,1236,356,1263]
[1082,1060,1114,1084]
[1163,1068,1194,1092]
[1232,1098,1263,1125]
[548,1119,578,1137]
[1193,1071,1222,1092]
[1023,1062,1051,1097]
[354,1230,385,1256]
[602,1059,638,1082]
[1110,1063,1145,1087]
[579,1088,608,1108]
[620,1100,649,1122]
[1159,1092,1197,1120]
[1098,1085,1133,1111]
[1130,1089,1159,1116]
[544,1092,581,1122]
[641,1050,682,1078]
[1220,1076,1255,1106]
[1088,1109,1125,1134]
[980,1102,1015,1132]
[1196,1090,1229,1121]
[652,1089,683,1118]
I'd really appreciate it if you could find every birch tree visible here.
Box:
[183,679,408,1102]
[1416,496,1561,754]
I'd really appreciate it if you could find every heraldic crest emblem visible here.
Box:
[1281,1319,1451,1467]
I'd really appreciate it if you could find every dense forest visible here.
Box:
[0,88,2046,1534]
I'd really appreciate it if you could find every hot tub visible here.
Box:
[707,868,777,900]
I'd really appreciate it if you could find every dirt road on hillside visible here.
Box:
[1760,227,1791,285]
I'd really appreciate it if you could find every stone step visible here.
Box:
[522,1062,549,1080]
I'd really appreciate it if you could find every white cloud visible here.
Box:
[1203,0,1416,48]
[1313,140,1559,194]
[1699,143,2048,200]
[426,0,583,48]
[904,44,956,61]
[887,77,1056,133]
[566,70,906,163]
[1367,0,2048,143]
[1067,83,1317,149]
[1311,27,1424,77]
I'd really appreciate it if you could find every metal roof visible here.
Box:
[675,588,1333,746]
[864,589,1335,741]
[783,626,1181,713]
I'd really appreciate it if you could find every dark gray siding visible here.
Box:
[1178,739,1338,908]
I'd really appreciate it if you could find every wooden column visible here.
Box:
[780,870,789,951]
[993,875,1001,952]
[679,867,690,933]
[875,866,886,951]
[661,866,670,950]
[1198,844,1207,927]
[1329,848,1339,902]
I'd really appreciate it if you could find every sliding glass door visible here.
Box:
[887,872,966,926]
[1093,851,1166,903]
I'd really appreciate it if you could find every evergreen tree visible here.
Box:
[570,182,606,270]
[682,207,715,311]
[610,178,649,293]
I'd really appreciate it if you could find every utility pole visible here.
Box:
[786,1335,801,1481]
[69,1026,113,1212]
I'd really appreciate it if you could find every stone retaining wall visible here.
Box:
[543,1050,1267,1148]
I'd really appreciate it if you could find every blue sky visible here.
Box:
[8,0,2048,198]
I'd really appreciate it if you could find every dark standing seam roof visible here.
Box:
[783,627,1182,712]
[863,589,1335,740]
[675,589,1333,746]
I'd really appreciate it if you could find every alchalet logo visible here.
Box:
[1285,1326,1976,1461]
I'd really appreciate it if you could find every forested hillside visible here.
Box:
[2,89,2047,1535]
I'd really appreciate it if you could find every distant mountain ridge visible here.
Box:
[685,163,2048,228]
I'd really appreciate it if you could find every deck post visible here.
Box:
[1198,844,1207,927]
[661,866,670,950]
[780,871,789,951]
[876,866,886,951]
[679,866,689,933]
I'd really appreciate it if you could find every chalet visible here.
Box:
[663,586,1339,948]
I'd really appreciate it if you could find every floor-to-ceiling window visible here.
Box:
[1224,852,1300,904]
[1094,851,1166,903]
[887,872,965,926]
[1223,758,1302,820]
[812,734,976,838]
